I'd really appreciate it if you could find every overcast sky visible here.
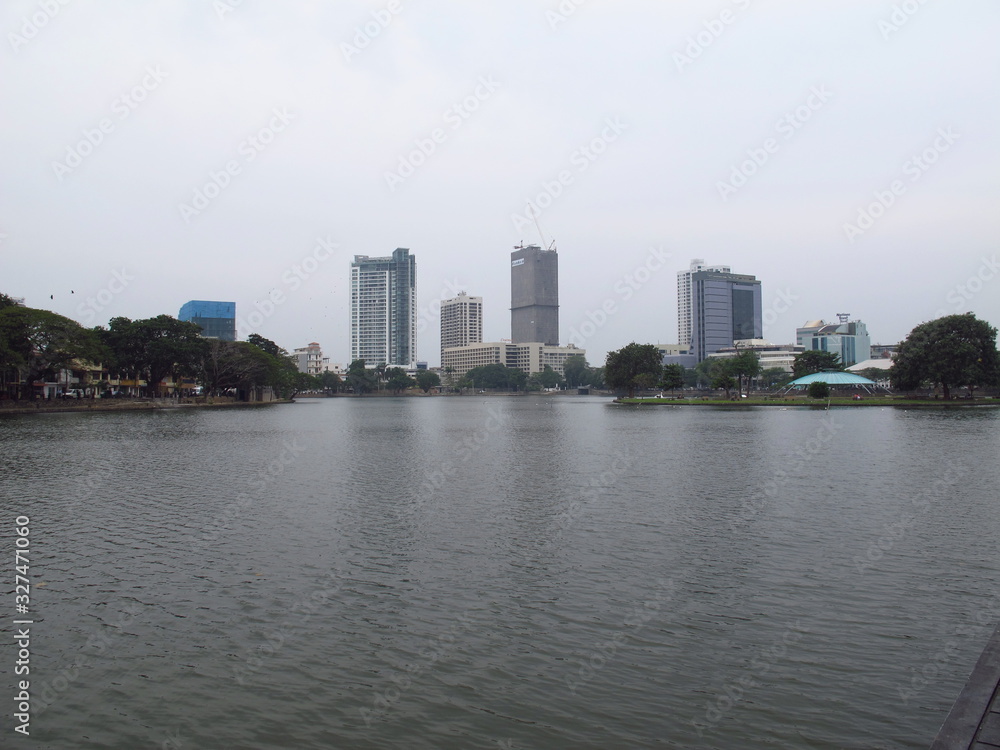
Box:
[3,0,999,366]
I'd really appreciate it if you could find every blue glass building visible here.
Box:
[179,300,236,341]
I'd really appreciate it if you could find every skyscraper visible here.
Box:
[677,259,731,347]
[178,300,236,341]
[511,244,558,346]
[440,292,482,366]
[350,248,416,367]
[689,268,762,361]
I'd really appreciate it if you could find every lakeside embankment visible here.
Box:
[615,396,1000,407]
[0,398,292,415]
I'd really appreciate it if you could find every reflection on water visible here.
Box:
[1,400,998,749]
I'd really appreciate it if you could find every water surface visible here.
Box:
[2,398,998,749]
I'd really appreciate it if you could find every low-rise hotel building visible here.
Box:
[442,342,586,379]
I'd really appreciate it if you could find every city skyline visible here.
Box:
[3,245,981,371]
[3,2,998,367]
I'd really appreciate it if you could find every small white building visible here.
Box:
[293,342,328,376]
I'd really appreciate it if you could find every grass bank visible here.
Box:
[615,396,1000,408]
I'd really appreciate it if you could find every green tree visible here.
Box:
[659,363,685,396]
[200,337,304,400]
[293,372,320,394]
[792,350,843,379]
[239,334,303,398]
[246,333,284,358]
[563,355,589,388]
[807,381,831,399]
[318,370,342,394]
[536,364,564,389]
[730,350,762,396]
[891,313,1000,398]
[385,367,415,394]
[200,339,261,396]
[509,368,528,391]
[463,363,520,391]
[200,339,298,399]
[696,357,739,394]
[346,359,376,395]
[0,306,101,399]
[374,362,387,392]
[463,364,501,390]
[759,367,790,389]
[104,315,207,396]
[604,343,663,398]
[694,358,721,388]
[855,367,888,385]
[415,370,441,393]
[527,365,564,392]
[712,370,737,398]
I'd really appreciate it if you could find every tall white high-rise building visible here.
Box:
[677,258,731,347]
[440,292,482,366]
[350,248,417,367]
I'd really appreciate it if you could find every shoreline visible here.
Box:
[615,396,1000,408]
[5,395,996,414]
[0,399,293,416]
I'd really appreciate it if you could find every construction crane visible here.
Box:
[529,204,556,252]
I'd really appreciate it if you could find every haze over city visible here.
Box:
[3,0,999,367]
[6,5,1000,749]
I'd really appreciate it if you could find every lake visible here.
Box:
[2,397,999,749]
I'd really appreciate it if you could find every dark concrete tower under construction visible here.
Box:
[510,244,559,346]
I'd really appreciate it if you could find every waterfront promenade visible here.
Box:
[932,624,1000,748]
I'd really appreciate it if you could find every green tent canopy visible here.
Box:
[783,370,880,393]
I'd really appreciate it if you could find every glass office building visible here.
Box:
[796,319,871,367]
[178,300,236,341]
[690,269,762,361]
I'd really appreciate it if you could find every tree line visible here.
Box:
[5,293,994,401]
[0,294,321,400]
[343,360,440,395]
[601,313,999,399]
